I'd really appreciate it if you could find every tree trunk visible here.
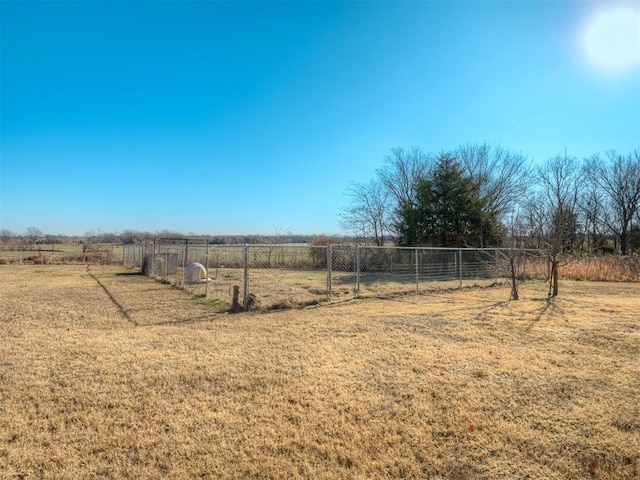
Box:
[510,257,519,300]
[550,260,559,297]
[621,227,628,256]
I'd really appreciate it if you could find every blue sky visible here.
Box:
[1,0,639,236]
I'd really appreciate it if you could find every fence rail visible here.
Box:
[123,242,548,311]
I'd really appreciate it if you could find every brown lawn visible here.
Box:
[1,264,638,479]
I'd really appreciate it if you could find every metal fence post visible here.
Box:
[459,249,463,289]
[355,245,360,298]
[182,243,187,287]
[152,239,156,276]
[243,243,249,310]
[415,248,419,294]
[164,248,168,280]
[327,245,333,302]
[205,241,209,298]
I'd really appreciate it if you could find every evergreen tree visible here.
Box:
[395,154,500,247]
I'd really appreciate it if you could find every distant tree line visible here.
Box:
[0,228,349,250]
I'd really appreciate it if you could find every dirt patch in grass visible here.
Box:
[0,265,638,479]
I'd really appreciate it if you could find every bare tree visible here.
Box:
[495,209,530,300]
[339,179,391,246]
[0,229,18,251]
[83,229,102,253]
[1,229,16,242]
[265,224,291,267]
[579,176,610,254]
[25,226,43,245]
[527,154,583,298]
[583,149,640,255]
[376,146,433,207]
[455,142,532,219]
[267,224,291,244]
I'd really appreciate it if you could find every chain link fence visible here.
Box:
[123,241,548,311]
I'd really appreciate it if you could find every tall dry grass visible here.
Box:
[0,265,638,479]
[523,255,640,283]
[561,255,640,282]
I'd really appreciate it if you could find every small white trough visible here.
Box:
[185,262,211,283]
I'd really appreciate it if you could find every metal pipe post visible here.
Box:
[459,249,463,289]
[327,245,333,302]
[355,245,360,298]
[243,244,249,310]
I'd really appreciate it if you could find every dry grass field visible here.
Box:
[1,264,638,479]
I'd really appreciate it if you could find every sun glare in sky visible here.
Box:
[581,3,640,74]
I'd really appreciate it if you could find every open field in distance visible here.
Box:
[1,264,639,479]
[0,243,123,264]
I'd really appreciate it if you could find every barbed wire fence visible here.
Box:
[123,240,549,311]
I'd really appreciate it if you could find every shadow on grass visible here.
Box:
[475,296,558,331]
[532,300,553,324]
[87,271,138,326]
[145,314,223,327]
